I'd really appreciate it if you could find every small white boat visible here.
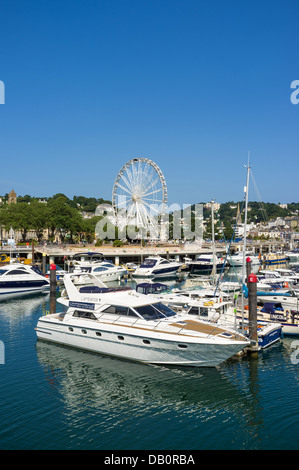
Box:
[256,270,291,287]
[284,250,299,263]
[35,274,250,367]
[273,268,299,286]
[188,253,226,276]
[133,256,182,279]
[255,302,299,336]
[73,261,127,283]
[256,288,299,311]
[66,252,105,269]
[0,263,50,298]
[46,265,67,279]
[229,251,260,267]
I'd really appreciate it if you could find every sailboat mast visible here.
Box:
[211,200,217,277]
[241,156,250,329]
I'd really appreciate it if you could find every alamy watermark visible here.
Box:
[0,81,4,104]
[290,340,299,365]
[290,80,299,104]
[95,202,203,241]
[0,340,4,364]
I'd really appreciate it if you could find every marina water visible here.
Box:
[0,279,299,450]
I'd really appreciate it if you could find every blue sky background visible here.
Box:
[0,0,298,206]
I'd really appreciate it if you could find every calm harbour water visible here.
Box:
[0,277,299,451]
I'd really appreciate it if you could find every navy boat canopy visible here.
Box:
[136,282,168,295]
[261,302,284,313]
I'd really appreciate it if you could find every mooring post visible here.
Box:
[49,263,57,314]
[42,252,46,275]
[246,257,251,285]
[248,272,259,354]
[50,263,56,294]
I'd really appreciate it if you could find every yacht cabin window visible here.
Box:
[7,269,28,275]
[73,310,98,320]
[135,303,176,320]
[102,305,138,317]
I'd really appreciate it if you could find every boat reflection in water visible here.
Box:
[35,340,261,438]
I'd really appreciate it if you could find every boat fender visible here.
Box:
[284,282,289,288]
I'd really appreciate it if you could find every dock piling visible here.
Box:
[247,271,259,355]
[49,263,57,314]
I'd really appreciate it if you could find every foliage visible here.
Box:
[113,239,123,247]
[0,194,297,243]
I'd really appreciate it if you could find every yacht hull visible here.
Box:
[133,267,180,278]
[0,286,50,299]
[36,317,247,367]
[189,263,224,276]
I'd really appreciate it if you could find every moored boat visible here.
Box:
[35,274,250,367]
[0,263,50,298]
[133,256,181,279]
[188,252,226,276]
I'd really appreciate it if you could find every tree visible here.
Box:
[47,197,83,242]
[4,202,32,241]
[30,201,50,242]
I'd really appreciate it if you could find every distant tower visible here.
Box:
[8,189,17,204]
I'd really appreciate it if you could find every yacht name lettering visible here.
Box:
[270,313,285,321]
[82,296,101,303]
[69,301,95,310]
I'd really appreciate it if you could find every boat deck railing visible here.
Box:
[89,311,237,339]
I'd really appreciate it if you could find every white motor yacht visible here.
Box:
[273,268,299,286]
[229,251,260,267]
[133,256,182,279]
[188,253,226,276]
[73,261,127,283]
[285,250,299,263]
[256,270,288,287]
[66,252,105,269]
[35,274,250,367]
[0,263,50,298]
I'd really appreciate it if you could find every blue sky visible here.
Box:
[0,0,298,206]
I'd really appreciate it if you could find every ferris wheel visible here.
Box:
[112,158,167,235]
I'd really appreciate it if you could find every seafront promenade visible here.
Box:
[1,238,289,266]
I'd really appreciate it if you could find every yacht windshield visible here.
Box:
[0,269,7,276]
[135,302,176,320]
[140,259,157,268]
[31,266,43,276]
